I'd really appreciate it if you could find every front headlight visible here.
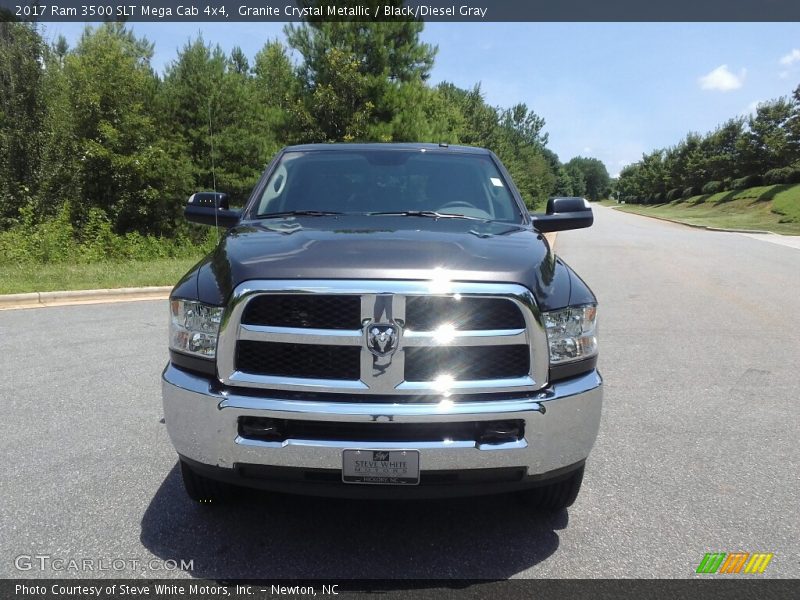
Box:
[543,304,598,364]
[169,299,223,358]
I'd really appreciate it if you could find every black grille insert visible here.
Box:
[242,295,361,329]
[236,341,360,380]
[404,345,530,381]
[406,296,525,331]
[239,417,524,444]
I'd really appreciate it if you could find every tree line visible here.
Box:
[617,90,800,204]
[0,19,610,248]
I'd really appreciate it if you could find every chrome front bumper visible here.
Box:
[162,364,602,488]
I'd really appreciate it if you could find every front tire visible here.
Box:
[518,466,584,511]
[179,459,235,504]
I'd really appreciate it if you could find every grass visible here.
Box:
[0,257,202,295]
[613,184,800,235]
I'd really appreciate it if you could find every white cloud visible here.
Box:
[582,146,592,154]
[698,64,746,92]
[779,70,790,79]
[779,49,800,66]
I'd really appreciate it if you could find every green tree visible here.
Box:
[161,38,228,191]
[286,7,436,87]
[434,82,496,146]
[564,157,610,201]
[738,98,795,174]
[162,37,273,204]
[217,46,276,201]
[417,84,464,144]
[285,14,438,141]
[498,103,548,148]
[492,103,554,207]
[702,118,745,182]
[786,85,800,162]
[35,33,81,221]
[253,39,316,144]
[65,24,191,234]
[228,46,249,75]
[555,165,585,197]
[0,22,47,225]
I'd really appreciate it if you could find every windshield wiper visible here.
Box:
[257,210,344,218]
[367,210,492,222]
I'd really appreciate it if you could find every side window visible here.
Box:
[258,164,288,214]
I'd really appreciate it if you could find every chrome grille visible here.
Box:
[217,280,549,396]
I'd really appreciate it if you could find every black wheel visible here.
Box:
[179,459,234,504]
[518,466,584,511]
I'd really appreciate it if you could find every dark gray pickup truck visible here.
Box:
[162,143,602,510]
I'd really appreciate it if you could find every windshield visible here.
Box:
[252,150,523,223]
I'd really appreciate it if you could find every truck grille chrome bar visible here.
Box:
[216,280,549,396]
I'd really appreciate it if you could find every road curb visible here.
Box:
[0,286,171,311]
[609,206,775,235]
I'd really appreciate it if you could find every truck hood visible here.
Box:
[174,215,592,311]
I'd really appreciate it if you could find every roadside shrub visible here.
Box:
[682,186,700,199]
[732,174,763,190]
[666,188,683,202]
[0,208,216,265]
[722,177,733,191]
[702,181,724,195]
[80,208,125,262]
[652,192,665,204]
[763,168,784,185]
[763,167,800,185]
[0,203,77,264]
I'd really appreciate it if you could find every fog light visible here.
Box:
[479,421,522,445]
[239,417,284,441]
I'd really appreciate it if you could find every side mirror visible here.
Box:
[184,192,241,228]
[530,197,593,233]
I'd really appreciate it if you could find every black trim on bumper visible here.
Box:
[238,416,525,445]
[548,355,598,384]
[179,455,586,500]
[169,351,216,377]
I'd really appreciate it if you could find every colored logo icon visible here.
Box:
[696,552,773,574]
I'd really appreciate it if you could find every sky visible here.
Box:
[41,21,800,177]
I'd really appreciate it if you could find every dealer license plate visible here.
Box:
[342,449,420,485]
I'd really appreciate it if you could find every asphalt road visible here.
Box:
[1,205,798,580]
